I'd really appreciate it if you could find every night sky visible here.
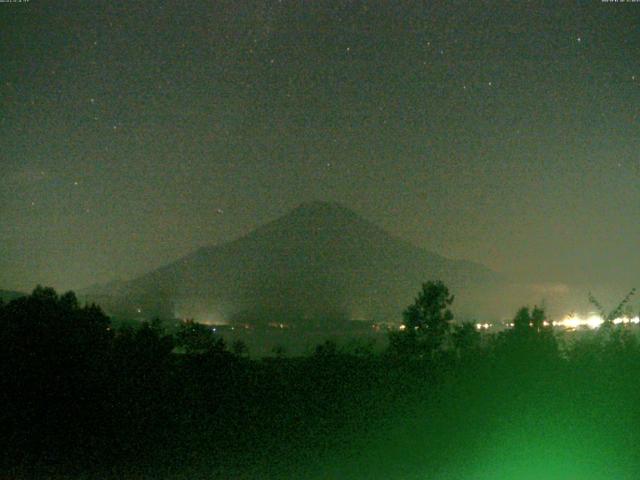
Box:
[1,1,638,297]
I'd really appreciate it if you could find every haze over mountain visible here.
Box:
[83,201,509,325]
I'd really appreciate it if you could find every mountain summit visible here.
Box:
[84,202,502,325]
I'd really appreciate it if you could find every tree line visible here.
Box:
[1,283,639,479]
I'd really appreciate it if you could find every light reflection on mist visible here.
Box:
[554,314,640,330]
[173,303,230,326]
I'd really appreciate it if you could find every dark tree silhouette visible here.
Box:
[0,286,113,465]
[232,339,249,357]
[498,305,558,365]
[452,321,481,358]
[271,344,287,358]
[315,339,339,357]
[513,306,532,333]
[5,283,640,479]
[392,281,454,358]
[175,320,227,354]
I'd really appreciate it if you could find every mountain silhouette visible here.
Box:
[0,289,26,303]
[83,202,503,325]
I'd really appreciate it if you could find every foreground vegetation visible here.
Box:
[2,284,640,479]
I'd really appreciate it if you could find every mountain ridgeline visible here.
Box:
[0,290,26,304]
[83,202,503,325]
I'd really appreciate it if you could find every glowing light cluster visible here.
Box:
[475,323,492,330]
[554,314,640,330]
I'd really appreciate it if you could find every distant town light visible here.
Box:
[554,313,640,330]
